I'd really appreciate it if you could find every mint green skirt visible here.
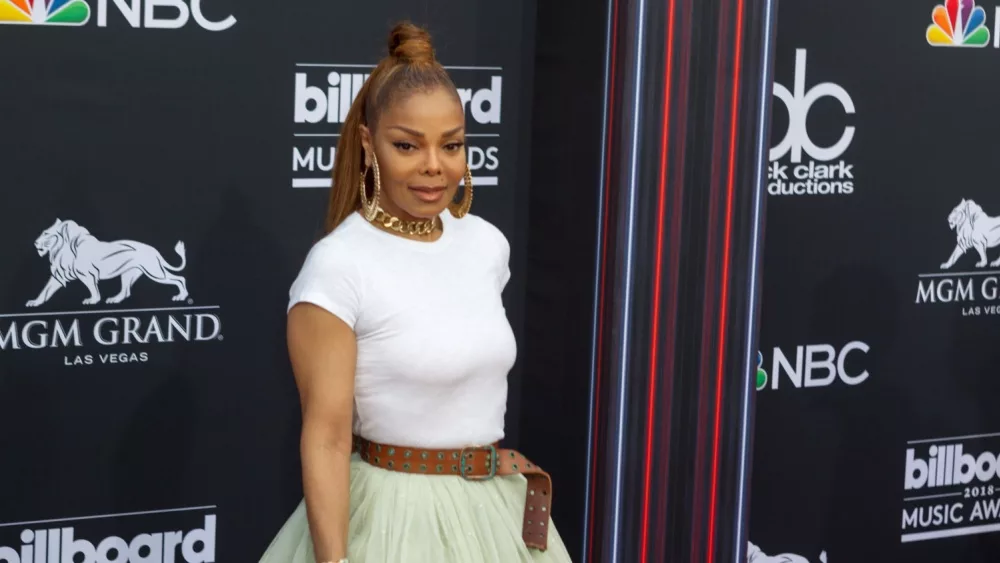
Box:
[259,453,574,563]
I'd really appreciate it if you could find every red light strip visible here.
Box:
[690,6,730,561]
[705,0,746,560]
[639,0,676,560]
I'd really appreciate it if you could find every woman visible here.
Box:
[259,22,574,563]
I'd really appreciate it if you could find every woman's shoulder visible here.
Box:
[454,212,509,252]
[300,214,370,269]
[316,212,370,246]
[454,213,511,289]
[287,215,369,320]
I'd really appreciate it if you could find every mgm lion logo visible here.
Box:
[940,199,1000,270]
[748,542,827,563]
[25,219,189,307]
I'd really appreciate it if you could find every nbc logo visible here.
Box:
[755,342,870,391]
[0,0,235,30]
[0,0,90,25]
[755,350,767,391]
[926,0,1000,47]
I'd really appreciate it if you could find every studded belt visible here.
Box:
[351,435,553,551]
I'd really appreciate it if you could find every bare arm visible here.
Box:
[287,303,357,563]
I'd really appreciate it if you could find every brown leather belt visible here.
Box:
[351,435,552,551]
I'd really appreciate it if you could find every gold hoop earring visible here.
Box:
[449,167,474,218]
[359,153,381,222]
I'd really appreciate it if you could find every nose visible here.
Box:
[422,148,443,177]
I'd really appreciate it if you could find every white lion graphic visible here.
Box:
[940,199,1000,269]
[25,219,189,307]
[748,541,827,563]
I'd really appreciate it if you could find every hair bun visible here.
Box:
[387,22,436,65]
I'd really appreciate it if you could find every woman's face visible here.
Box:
[361,87,466,222]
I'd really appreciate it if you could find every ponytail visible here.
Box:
[323,67,378,234]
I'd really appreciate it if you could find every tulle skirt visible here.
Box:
[259,453,574,563]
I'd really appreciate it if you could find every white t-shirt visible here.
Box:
[287,210,517,449]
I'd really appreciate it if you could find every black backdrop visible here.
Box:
[8,1,1000,562]
[749,0,1000,561]
[526,0,1000,562]
[517,4,606,562]
[0,1,536,561]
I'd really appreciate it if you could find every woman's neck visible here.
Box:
[361,206,444,243]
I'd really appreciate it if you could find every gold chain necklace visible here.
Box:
[370,206,439,237]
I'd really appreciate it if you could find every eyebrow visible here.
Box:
[388,125,465,138]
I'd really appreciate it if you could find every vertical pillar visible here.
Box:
[583,0,778,562]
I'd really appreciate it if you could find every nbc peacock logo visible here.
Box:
[755,350,767,391]
[927,0,991,47]
[0,0,90,25]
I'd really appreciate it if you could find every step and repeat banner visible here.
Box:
[0,1,531,561]
[749,0,1000,561]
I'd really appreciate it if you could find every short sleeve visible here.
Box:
[287,240,364,329]
[497,229,511,293]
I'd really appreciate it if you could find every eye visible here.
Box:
[393,141,416,151]
[444,141,465,152]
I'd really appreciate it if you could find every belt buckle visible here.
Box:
[459,444,497,481]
